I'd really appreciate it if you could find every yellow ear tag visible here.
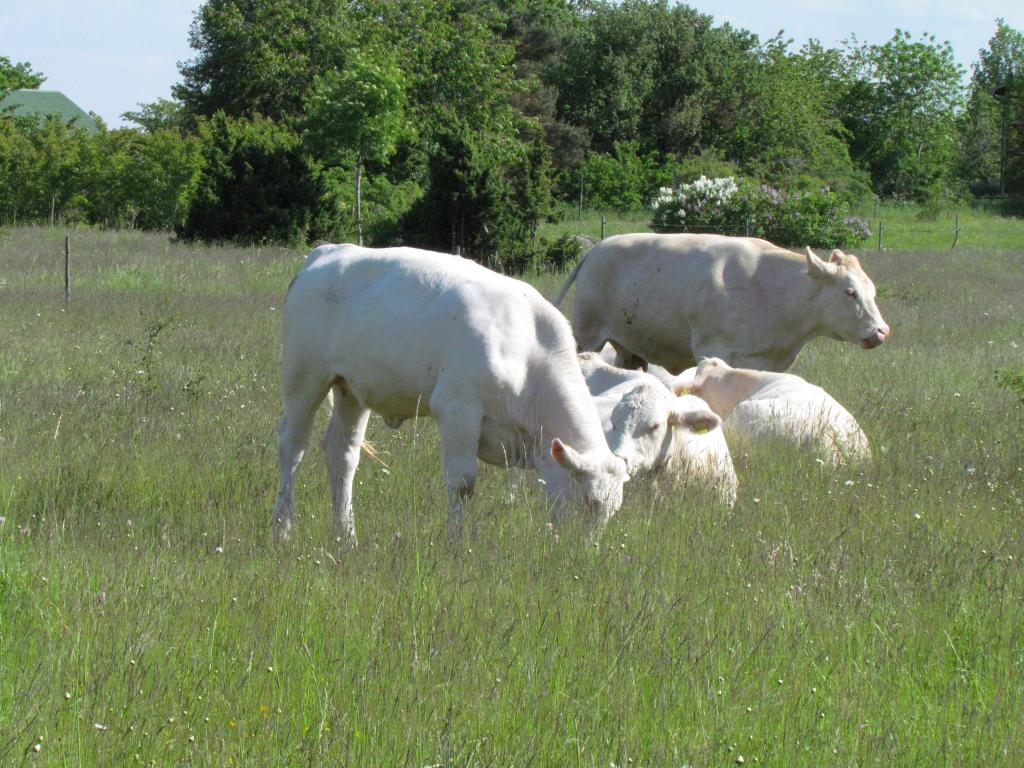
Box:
[694,422,708,434]
[680,387,690,395]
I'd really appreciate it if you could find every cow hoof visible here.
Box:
[272,519,293,544]
[333,532,358,550]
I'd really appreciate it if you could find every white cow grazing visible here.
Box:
[578,352,738,506]
[276,244,628,545]
[554,233,889,372]
[687,357,871,466]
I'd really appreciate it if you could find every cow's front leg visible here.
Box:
[432,395,484,541]
[322,382,370,548]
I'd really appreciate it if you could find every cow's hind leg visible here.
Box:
[322,382,370,548]
[431,393,484,541]
[273,371,331,542]
[571,320,609,355]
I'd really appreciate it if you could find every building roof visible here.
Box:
[0,89,100,133]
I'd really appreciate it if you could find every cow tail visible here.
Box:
[552,249,591,308]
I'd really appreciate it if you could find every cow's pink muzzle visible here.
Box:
[860,327,889,349]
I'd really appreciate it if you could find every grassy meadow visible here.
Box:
[1,225,1023,766]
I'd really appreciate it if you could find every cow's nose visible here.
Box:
[878,324,890,339]
[861,328,888,349]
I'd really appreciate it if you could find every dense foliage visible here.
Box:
[961,20,1024,195]
[2,3,1024,266]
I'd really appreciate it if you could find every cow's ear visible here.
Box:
[671,369,697,396]
[829,249,846,264]
[669,407,720,433]
[806,247,838,282]
[551,438,586,474]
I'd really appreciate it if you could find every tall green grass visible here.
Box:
[1,226,1022,765]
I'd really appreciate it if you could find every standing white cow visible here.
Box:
[578,352,738,506]
[686,357,871,466]
[276,244,628,545]
[554,233,889,372]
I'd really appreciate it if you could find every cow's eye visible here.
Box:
[844,288,857,298]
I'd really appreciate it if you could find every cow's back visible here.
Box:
[284,245,565,420]
[569,234,812,372]
[730,385,870,464]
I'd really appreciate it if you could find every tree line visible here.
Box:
[1,1,1022,267]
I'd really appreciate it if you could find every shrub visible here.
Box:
[569,142,727,211]
[651,177,871,248]
[732,184,871,248]
[997,367,1024,402]
[650,176,738,232]
[575,142,657,210]
[399,125,553,273]
[542,233,588,272]
[660,150,740,186]
[178,113,324,245]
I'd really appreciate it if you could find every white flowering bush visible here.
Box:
[650,175,870,248]
[650,176,739,231]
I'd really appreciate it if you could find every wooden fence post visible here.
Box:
[951,212,960,250]
[578,174,584,222]
[878,221,884,251]
[600,214,606,240]
[63,235,70,304]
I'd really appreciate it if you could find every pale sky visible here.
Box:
[1,1,1022,129]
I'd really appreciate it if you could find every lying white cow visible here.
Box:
[554,233,889,372]
[276,244,628,545]
[579,352,738,506]
[686,357,871,466]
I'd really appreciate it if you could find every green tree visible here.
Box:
[179,113,323,244]
[733,37,867,197]
[0,55,44,97]
[0,117,95,224]
[548,2,861,197]
[175,0,348,124]
[960,20,1024,194]
[497,0,588,173]
[400,122,553,271]
[552,1,758,156]
[305,49,408,244]
[0,117,36,221]
[87,129,205,230]
[121,98,189,134]
[838,31,965,201]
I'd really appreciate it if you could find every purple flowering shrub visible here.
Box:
[651,178,870,248]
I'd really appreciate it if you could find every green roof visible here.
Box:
[0,89,100,133]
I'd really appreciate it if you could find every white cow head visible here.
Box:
[547,438,628,525]
[687,357,754,418]
[594,379,721,477]
[806,248,889,349]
